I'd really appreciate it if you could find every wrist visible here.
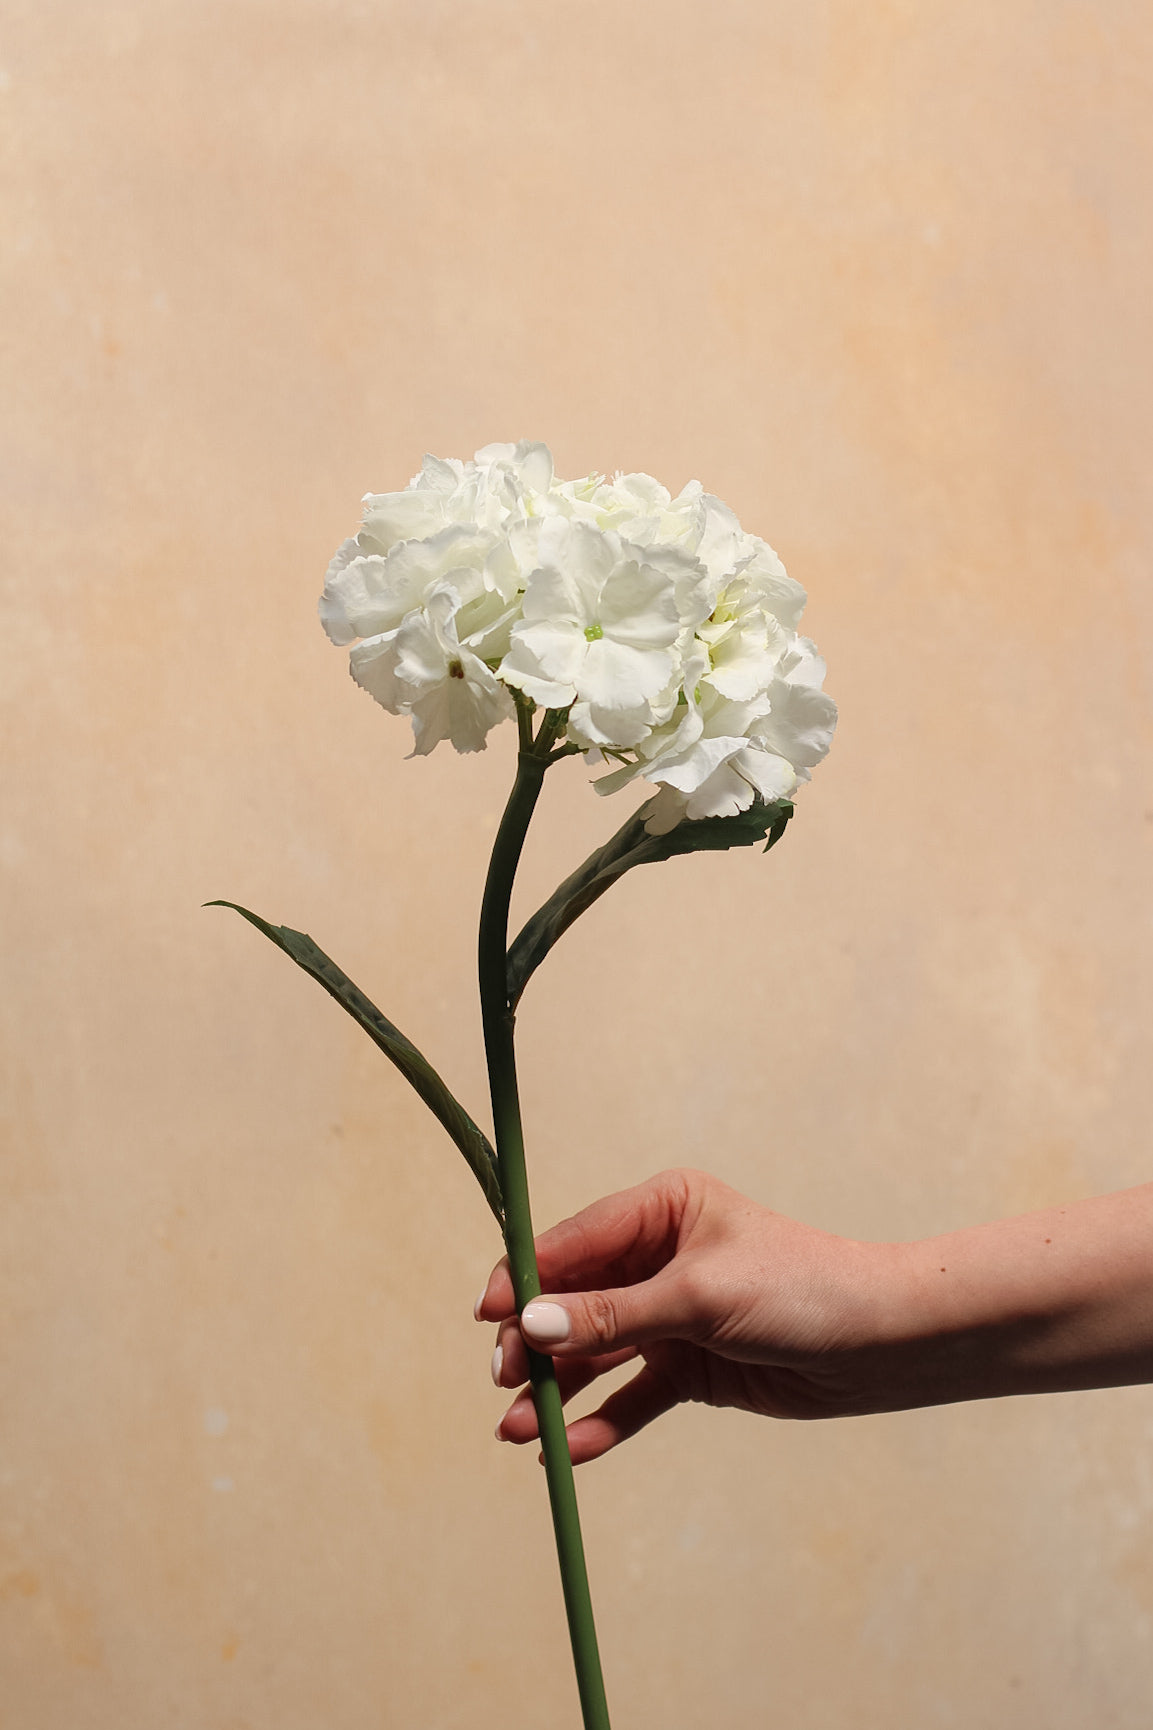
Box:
[868,1193,1153,1406]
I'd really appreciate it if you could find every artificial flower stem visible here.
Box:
[514,687,536,755]
[478,735,612,1730]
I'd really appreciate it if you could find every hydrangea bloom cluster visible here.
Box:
[320,442,837,831]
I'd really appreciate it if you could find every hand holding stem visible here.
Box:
[479,1167,1153,1464]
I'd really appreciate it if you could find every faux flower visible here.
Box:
[236,438,840,1730]
[320,444,836,820]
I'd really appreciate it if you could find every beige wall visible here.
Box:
[4,2,1153,1724]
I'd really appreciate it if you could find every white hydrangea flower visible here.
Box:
[498,518,708,737]
[354,442,554,559]
[320,443,836,820]
[319,524,499,646]
[349,584,515,756]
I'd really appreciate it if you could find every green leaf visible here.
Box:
[506,797,794,1010]
[208,902,503,1223]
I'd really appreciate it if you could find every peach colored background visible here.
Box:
[3,2,1153,1725]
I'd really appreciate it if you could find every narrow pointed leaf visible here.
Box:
[507,797,793,1010]
[208,901,503,1223]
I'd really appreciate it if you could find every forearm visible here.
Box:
[872,1183,1153,1406]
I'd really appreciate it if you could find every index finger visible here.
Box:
[534,1169,697,1291]
[476,1168,698,1323]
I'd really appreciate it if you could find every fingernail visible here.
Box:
[521,1302,571,1345]
[494,1419,506,1441]
[473,1288,487,1321]
[490,1343,503,1386]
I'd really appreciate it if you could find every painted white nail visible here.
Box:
[521,1302,572,1345]
[490,1343,504,1386]
[473,1289,487,1321]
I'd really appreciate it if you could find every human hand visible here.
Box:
[475,1167,903,1464]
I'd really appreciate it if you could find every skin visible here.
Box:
[476,1167,1153,1466]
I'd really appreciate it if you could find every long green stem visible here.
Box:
[478,712,612,1730]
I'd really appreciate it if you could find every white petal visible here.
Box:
[648,733,751,794]
[579,638,674,710]
[538,518,619,611]
[512,441,554,493]
[590,759,645,797]
[504,616,586,687]
[636,696,703,767]
[599,557,682,648]
[693,494,748,584]
[409,653,514,756]
[392,610,448,692]
[614,472,671,512]
[498,633,578,707]
[681,761,759,821]
[705,615,788,702]
[519,558,592,629]
[779,636,828,688]
[731,746,798,803]
[414,454,464,494]
[318,538,367,645]
[472,442,517,466]
[339,550,418,638]
[753,683,838,768]
[328,525,492,644]
[348,631,408,712]
[690,686,773,737]
[741,549,807,630]
[569,699,653,748]
[458,590,521,661]
[358,487,447,555]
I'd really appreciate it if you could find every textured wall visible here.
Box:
[3,2,1153,1725]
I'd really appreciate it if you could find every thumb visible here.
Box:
[521,1274,683,1356]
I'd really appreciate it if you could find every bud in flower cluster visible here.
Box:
[319,443,836,826]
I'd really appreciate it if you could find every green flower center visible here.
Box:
[448,658,465,680]
[584,622,604,642]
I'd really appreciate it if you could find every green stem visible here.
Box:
[478,715,612,1730]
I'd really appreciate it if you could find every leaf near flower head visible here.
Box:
[505,796,794,1010]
